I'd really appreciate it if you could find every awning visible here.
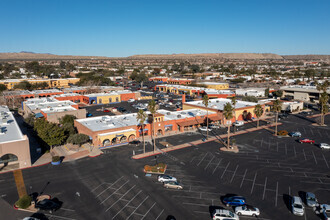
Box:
[34,113,44,118]
[164,124,173,127]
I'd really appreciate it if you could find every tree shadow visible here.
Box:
[209,205,225,218]
[298,191,306,204]
[166,215,176,220]
[283,194,292,212]
[292,114,316,124]
[30,213,49,220]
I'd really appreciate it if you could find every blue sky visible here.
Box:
[1,0,330,57]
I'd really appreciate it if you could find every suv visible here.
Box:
[305,192,318,207]
[288,131,301,137]
[212,209,239,220]
[223,196,246,207]
[291,196,304,216]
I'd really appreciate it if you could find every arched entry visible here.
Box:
[242,110,248,120]
[120,136,127,143]
[157,129,163,136]
[0,153,19,168]
[91,100,96,104]
[246,112,252,120]
[128,134,136,142]
[111,137,119,145]
[103,139,110,146]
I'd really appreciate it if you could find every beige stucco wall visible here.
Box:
[46,109,86,123]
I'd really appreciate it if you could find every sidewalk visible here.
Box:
[132,122,282,159]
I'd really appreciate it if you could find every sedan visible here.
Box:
[321,204,330,220]
[199,126,212,131]
[163,181,183,189]
[103,109,110,113]
[158,175,177,183]
[223,196,246,207]
[288,131,301,137]
[299,139,315,144]
[235,205,260,216]
[233,121,244,127]
[306,192,318,207]
[320,143,330,150]
[291,196,304,216]
[35,199,61,213]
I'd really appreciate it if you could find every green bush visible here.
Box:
[67,134,90,146]
[277,130,288,136]
[52,156,61,162]
[144,163,167,173]
[15,195,32,209]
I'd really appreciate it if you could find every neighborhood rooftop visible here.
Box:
[0,106,24,143]
[186,98,257,110]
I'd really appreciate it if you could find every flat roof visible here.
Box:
[24,97,75,111]
[0,106,24,143]
[84,92,119,97]
[186,98,257,110]
[32,89,63,94]
[41,106,77,114]
[280,85,330,93]
[199,82,228,85]
[158,109,208,121]
[53,93,81,98]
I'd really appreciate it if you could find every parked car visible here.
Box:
[299,139,315,144]
[158,175,177,183]
[235,205,260,216]
[289,131,301,137]
[223,196,246,207]
[86,113,93,117]
[209,124,220,129]
[35,199,61,213]
[127,98,135,102]
[233,121,244,127]
[163,181,183,189]
[319,143,330,150]
[305,192,318,207]
[212,209,239,220]
[279,113,289,119]
[103,109,110,112]
[291,196,305,216]
[321,204,330,220]
[199,126,212,131]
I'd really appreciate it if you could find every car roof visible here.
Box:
[306,192,315,197]
[214,209,230,214]
[292,196,303,204]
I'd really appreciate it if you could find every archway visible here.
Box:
[99,99,102,104]
[103,139,110,146]
[128,134,136,142]
[246,112,252,120]
[111,137,119,145]
[157,129,163,136]
[90,100,96,104]
[120,136,127,143]
[0,153,19,169]
[242,110,248,120]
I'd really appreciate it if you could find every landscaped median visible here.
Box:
[144,163,167,174]
[132,122,282,159]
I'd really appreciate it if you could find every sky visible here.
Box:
[1,0,330,57]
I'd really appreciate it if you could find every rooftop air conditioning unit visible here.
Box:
[177,114,181,118]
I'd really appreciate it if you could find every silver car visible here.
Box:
[291,196,304,216]
[322,204,330,220]
[306,192,318,207]
[320,143,330,150]
[163,181,183,189]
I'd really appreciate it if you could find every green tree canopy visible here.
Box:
[67,134,90,146]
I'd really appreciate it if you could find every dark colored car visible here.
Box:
[223,196,246,207]
[86,113,93,117]
[35,199,61,213]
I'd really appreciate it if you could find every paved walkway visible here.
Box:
[13,170,27,198]
[132,122,282,159]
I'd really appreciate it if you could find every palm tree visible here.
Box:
[136,109,147,153]
[254,104,264,128]
[202,95,209,139]
[316,81,329,126]
[223,102,234,149]
[148,99,159,152]
[272,100,282,136]
[231,97,237,132]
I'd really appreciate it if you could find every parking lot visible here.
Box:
[0,113,329,219]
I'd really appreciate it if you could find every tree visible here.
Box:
[135,72,148,88]
[34,119,67,148]
[242,96,258,103]
[265,88,270,98]
[0,84,7,93]
[67,134,90,146]
[305,69,316,81]
[272,100,282,136]
[137,109,147,153]
[147,99,159,152]
[189,65,200,73]
[25,61,41,74]
[14,81,33,90]
[316,81,329,126]
[272,90,283,98]
[60,115,76,125]
[202,95,209,139]
[223,102,234,149]
[254,104,264,128]
[60,61,66,69]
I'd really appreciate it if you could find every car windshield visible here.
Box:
[307,196,315,201]
[229,211,234,217]
[294,204,303,209]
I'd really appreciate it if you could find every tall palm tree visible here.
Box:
[316,81,329,126]
[272,100,282,136]
[231,97,237,132]
[136,109,147,153]
[148,99,159,152]
[223,102,234,149]
[202,95,209,139]
[254,104,264,128]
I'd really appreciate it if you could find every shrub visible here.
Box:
[144,163,167,173]
[67,134,90,146]
[277,130,288,136]
[15,195,32,209]
[52,156,61,162]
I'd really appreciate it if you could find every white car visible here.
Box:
[157,175,177,183]
[209,124,220,129]
[233,121,244,127]
[127,98,135,102]
[212,209,239,220]
[320,143,330,150]
[321,204,330,220]
[199,126,212,131]
[163,181,183,189]
[291,196,305,216]
[235,205,260,216]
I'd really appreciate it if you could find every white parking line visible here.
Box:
[240,169,248,188]
[294,146,297,157]
[230,165,239,183]
[288,186,291,196]
[204,155,215,170]
[312,151,317,164]
[285,144,288,155]
[95,176,124,198]
[276,142,279,152]
[322,154,329,168]
[303,149,307,160]
[45,214,76,220]
[100,180,129,204]
[106,185,136,212]
[220,162,230,179]
[155,209,164,220]
[197,153,209,166]
[250,172,257,194]
[275,182,278,207]
[141,202,156,220]
[212,158,222,174]
[262,177,267,200]
[60,208,75,212]
[183,202,209,206]
[126,196,149,219]
[111,189,141,218]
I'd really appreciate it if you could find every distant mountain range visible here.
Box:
[0,52,329,60]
